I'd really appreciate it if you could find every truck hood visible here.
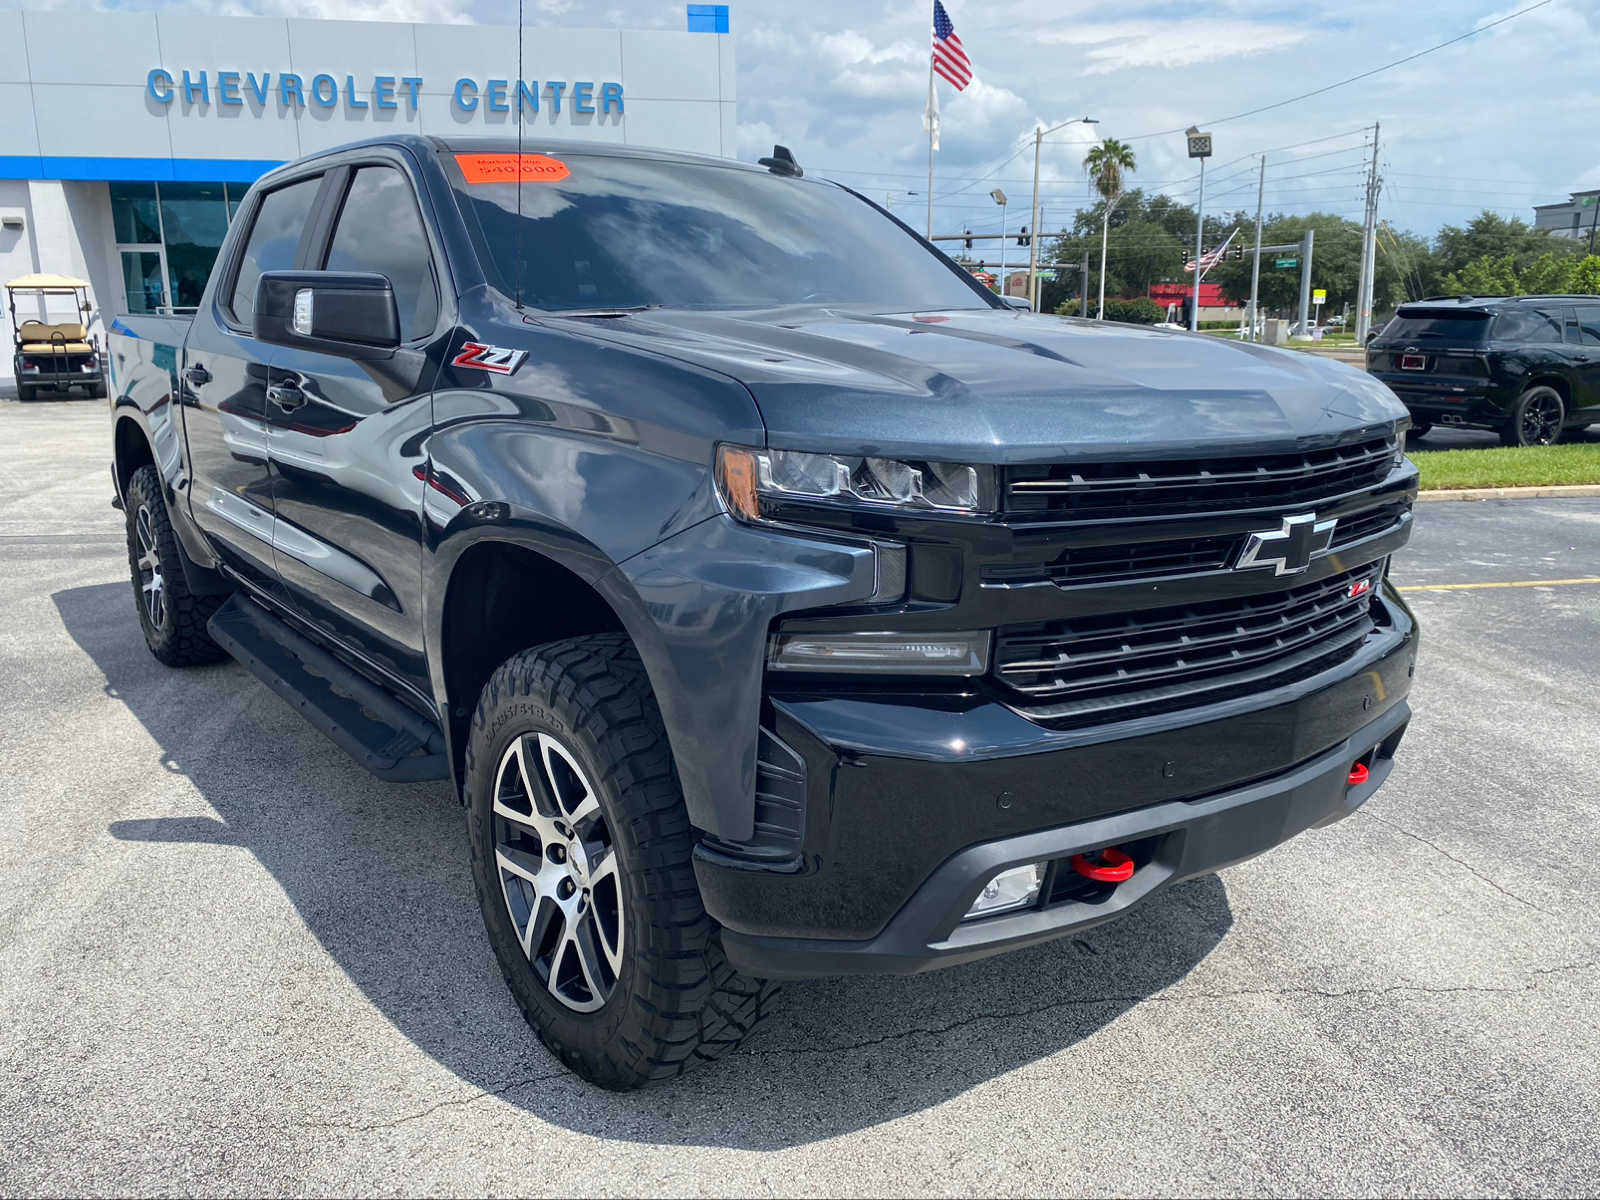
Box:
[557,306,1407,463]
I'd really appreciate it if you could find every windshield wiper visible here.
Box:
[545,305,662,318]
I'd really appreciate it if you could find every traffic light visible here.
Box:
[1017,225,1030,247]
[963,228,973,250]
[1232,244,1244,261]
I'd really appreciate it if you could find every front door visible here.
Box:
[261,159,446,696]
[182,173,327,601]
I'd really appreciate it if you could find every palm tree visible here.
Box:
[1083,138,1137,320]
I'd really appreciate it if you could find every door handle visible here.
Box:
[183,363,211,387]
[267,382,305,412]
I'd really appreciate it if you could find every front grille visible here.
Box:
[993,564,1383,724]
[980,500,1410,590]
[1003,435,1397,521]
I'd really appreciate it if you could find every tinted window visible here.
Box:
[324,166,439,340]
[230,177,322,328]
[1570,306,1600,347]
[1379,309,1493,346]
[1493,308,1564,344]
[446,151,990,313]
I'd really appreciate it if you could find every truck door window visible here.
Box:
[323,166,439,341]
[229,176,323,329]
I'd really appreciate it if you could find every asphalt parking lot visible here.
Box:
[1,397,1597,1197]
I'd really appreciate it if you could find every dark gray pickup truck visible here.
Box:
[107,134,1419,1089]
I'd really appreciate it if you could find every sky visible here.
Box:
[42,0,1600,247]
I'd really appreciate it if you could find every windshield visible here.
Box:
[1378,309,1492,344]
[444,151,993,313]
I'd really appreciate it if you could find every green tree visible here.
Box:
[1570,255,1600,294]
[1433,212,1581,279]
[1084,137,1137,319]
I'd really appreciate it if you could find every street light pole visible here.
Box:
[1029,116,1097,312]
[1248,155,1265,341]
[991,189,1008,297]
[1185,126,1213,333]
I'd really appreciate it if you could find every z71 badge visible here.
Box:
[451,342,528,375]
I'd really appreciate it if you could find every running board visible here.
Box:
[207,594,450,782]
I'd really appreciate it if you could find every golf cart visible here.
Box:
[7,273,105,401]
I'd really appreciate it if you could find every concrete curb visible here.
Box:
[1416,484,1600,502]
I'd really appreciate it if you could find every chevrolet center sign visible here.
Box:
[145,70,627,118]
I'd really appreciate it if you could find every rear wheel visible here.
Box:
[123,465,227,666]
[1501,385,1564,446]
[17,383,37,402]
[464,633,777,1090]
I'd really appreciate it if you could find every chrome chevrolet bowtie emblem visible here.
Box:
[1235,513,1337,576]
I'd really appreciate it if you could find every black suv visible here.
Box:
[1367,296,1600,445]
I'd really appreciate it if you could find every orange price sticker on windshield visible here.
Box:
[455,153,571,184]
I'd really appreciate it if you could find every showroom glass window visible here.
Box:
[110,180,247,314]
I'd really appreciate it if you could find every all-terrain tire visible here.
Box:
[123,464,228,667]
[464,633,778,1090]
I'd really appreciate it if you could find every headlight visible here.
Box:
[717,444,993,522]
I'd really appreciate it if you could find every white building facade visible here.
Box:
[1531,190,1600,243]
[0,4,736,383]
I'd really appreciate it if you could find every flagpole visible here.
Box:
[926,59,935,239]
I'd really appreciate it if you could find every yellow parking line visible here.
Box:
[1398,577,1600,593]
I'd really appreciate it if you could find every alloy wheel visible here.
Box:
[492,732,625,1013]
[134,504,166,630]
[1520,393,1562,445]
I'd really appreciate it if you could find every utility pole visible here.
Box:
[1080,250,1089,316]
[1355,122,1381,342]
[1248,155,1265,341]
[1185,127,1213,332]
[1296,227,1315,337]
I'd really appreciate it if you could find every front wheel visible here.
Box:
[1406,421,1433,442]
[464,634,777,1090]
[1501,385,1565,446]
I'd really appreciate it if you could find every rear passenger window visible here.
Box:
[323,166,439,341]
[229,176,323,329]
[1572,307,1600,347]
[1493,308,1564,344]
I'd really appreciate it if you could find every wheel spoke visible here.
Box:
[493,737,563,844]
[567,915,610,1002]
[538,733,601,830]
[522,894,561,959]
[495,843,544,889]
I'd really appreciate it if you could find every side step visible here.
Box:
[207,594,450,782]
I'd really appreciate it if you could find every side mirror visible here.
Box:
[254,271,400,359]
[1000,294,1032,312]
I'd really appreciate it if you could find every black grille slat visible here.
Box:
[1004,436,1396,521]
[994,566,1382,713]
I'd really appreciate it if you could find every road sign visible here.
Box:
[1312,289,1326,306]
[1275,257,1299,269]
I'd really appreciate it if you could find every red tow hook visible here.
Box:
[1348,762,1370,786]
[1070,847,1136,883]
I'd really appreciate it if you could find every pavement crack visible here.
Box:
[742,961,1596,1060]
[297,1068,572,1134]
[1355,808,1550,913]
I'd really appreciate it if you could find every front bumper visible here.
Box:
[719,697,1408,978]
[702,587,1418,978]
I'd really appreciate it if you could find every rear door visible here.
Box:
[1565,305,1600,417]
[260,153,448,695]
[182,172,327,599]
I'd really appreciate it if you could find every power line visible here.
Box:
[1118,0,1555,141]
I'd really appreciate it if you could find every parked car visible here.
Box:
[106,135,1420,1089]
[1366,296,1600,444]
[7,273,106,401]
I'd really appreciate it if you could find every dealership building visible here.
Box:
[0,4,736,384]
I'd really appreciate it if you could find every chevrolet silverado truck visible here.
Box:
[107,135,1420,1090]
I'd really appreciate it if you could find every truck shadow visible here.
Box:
[57,580,1232,1150]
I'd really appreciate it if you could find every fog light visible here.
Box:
[767,630,989,675]
[963,862,1046,920]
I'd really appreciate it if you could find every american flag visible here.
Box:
[931,1,972,91]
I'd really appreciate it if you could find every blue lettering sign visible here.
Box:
[218,71,243,106]
[401,76,422,111]
[280,73,305,107]
[182,70,208,105]
[572,81,594,114]
[311,74,338,108]
[246,72,270,105]
[146,68,174,104]
[601,81,624,114]
[345,75,368,110]
[374,75,397,110]
[517,79,540,114]
[546,81,567,115]
[453,77,478,111]
[486,79,509,112]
